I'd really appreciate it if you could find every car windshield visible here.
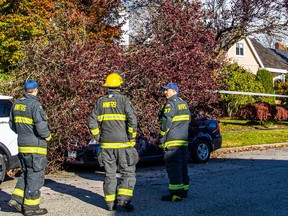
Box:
[0,100,12,117]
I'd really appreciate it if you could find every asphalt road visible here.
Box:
[0,147,288,216]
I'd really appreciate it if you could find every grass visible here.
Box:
[219,118,288,148]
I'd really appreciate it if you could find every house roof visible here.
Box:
[248,38,288,71]
[268,48,288,65]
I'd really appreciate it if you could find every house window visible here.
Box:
[236,43,244,56]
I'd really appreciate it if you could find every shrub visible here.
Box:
[273,106,288,121]
[220,63,264,117]
[275,81,288,109]
[256,69,275,104]
[236,102,288,122]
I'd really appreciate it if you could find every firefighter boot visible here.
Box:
[7,199,22,212]
[178,189,188,198]
[24,208,48,216]
[161,194,182,202]
[182,190,188,198]
[106,202,117,211]
[117,200,134,212]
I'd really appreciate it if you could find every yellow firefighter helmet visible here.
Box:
[103,73,123,87]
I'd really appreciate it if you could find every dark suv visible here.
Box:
[66,117,222,166]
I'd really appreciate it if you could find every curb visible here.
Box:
[211,142,288,158]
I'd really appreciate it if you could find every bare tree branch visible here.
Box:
[203,0,288,50]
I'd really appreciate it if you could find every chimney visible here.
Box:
[275,42,285,50]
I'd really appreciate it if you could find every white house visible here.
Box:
[227,37,288,82]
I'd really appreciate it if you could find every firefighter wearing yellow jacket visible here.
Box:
[8,79,51,216]
[158,82,191,202]
[88,72,138,211]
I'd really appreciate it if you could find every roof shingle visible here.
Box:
[249,38,288,70]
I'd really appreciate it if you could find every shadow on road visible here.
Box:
[0,188,18,213]
[44,169,108,210]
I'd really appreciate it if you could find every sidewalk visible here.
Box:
[211,142,288,158]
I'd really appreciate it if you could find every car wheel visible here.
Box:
[191,140,211,163]
[0,154,7,184]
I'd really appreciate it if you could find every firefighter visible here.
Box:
[8,79,52,216]
[158,82,191,201]
[88,72,138,211]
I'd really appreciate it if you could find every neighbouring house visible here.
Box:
[227,37,288,83]
[268,42,288,80]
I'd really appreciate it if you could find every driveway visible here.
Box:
[0,147,288,216]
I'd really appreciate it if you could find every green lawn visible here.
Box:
[219,119,288,148]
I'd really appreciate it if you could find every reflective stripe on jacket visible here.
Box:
[159,94,191,148]
[88,90,137,148]
[9,94,51,154]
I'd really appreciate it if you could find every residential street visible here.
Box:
[0,147,288,216]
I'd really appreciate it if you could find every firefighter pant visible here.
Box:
[164,146,189,196]
[99,147,138,205]
[11,153,47,211]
